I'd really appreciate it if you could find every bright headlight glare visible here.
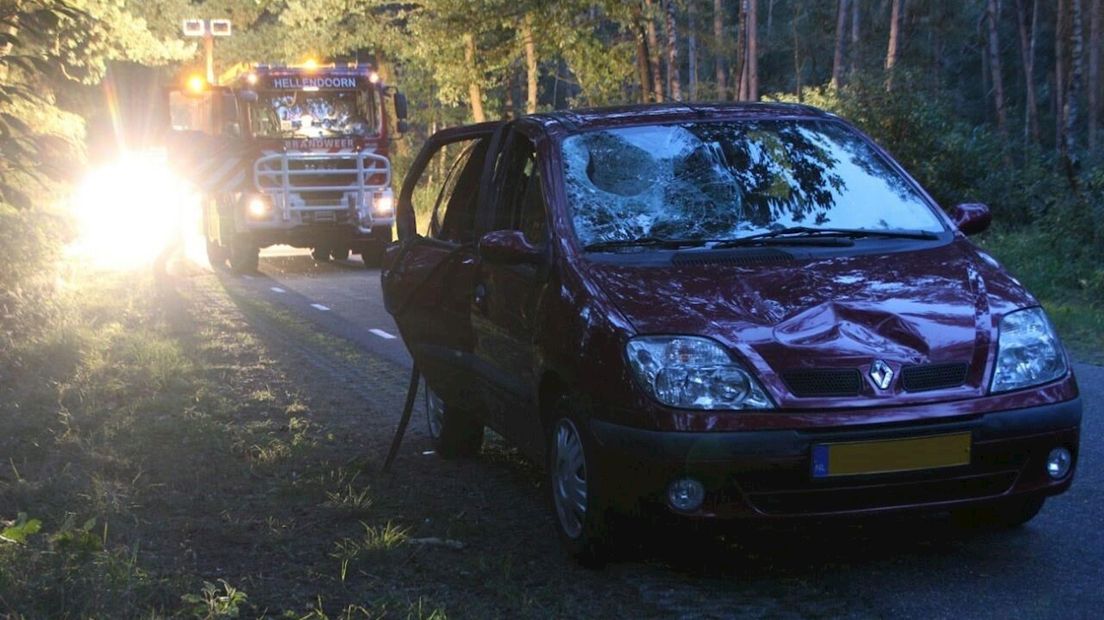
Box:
[246,195,271,218]
[990,307,1068,393]
[625,336,772,410]
[373,191,394,215]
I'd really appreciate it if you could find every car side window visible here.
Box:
[494,132,547,246]
[413,137,487,243]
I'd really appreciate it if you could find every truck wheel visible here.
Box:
[361,243,385,268]
[952,496,1046,530]
[229,240,259,274]
[311,246,330,262]
[206,240,228,269]
[330,246,350,261]
[425,385,483,459]
[547,397,614,567]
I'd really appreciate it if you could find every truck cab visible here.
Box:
[169,63,408,271]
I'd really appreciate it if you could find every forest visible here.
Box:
[2,0,1103,355]
[2,2,1104,617]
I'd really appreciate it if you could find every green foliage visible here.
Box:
[181,579,249,620]
[0,513,42,544]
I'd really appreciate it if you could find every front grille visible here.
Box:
[745,471,1017,515]
[781,368,862,397]
[298,190,347,205]
[901,363,969,392]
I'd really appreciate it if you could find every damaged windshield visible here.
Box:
[249,89,379,139]
[561,119,945,248]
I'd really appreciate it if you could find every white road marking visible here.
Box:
[270,287,286,293]
[370,328,397,340]
[241,274,254,280]
[310,303,330,311]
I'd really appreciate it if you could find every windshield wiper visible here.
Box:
[583,237,709,252]
[711,226,939,249]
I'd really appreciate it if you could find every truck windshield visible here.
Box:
[249,89,379,139]
[561,119,945,248]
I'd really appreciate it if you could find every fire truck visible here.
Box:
[168,63,408,271]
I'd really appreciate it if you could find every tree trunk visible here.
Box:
[832,0,850,88]
[504,66,516,120]
[689,0,699,100]
[463,33,486,123]
[747,0,759,100]
[635,24,654,103]
[885,0,903,90]
[1063,0,1085,182]
[714,0,727,100]
[523,14,538,114]
[793,1,803,100]
[644,0,665,102]
[850,0,861,76]
[1015,0,1042,145]
[986,0,1009,138]
[1057,0,1068,152]
[1089,0,1101,150]
[665,0,681,101]
[735,0,747,100]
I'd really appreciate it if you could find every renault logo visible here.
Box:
[870,360,894,390]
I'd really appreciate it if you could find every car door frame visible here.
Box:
[384,121,503,411]
[470,121,557,454]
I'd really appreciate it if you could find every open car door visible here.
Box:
[381,122,503,409]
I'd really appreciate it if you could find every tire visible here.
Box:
[330,246,351,261]
[547,398,614,567]
[205,240,228,269]
[229,238,259,273]
[311,246,330,262]
[425,384,483,458]
[361,243,385,268]
[952,496,1046,530]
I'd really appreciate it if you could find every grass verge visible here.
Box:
[979,227,1104,365]
[0,268,448,618]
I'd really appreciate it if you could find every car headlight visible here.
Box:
[625,336,773,410]
[990,307,1068,393]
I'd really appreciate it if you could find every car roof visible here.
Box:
[525,102,836,135]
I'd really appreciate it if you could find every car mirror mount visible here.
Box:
[479,230,543,265]
[949,202,991,236]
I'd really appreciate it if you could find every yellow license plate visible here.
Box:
[811,432,971,478]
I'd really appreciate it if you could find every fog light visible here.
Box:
[1046,447,1072,480]
[666,478,705,512]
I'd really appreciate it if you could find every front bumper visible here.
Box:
[590,397,1081,519]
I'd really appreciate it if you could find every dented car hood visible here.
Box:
[584,240,1037,406]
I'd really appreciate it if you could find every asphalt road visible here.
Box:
[224,247,1103,619]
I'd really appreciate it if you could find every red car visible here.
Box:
[381,104,1081,564]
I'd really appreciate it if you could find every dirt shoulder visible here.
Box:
[0,267,649,618]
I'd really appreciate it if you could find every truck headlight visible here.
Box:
[372,190,394,216]
[246,195,271,219]
[625,336,773,410]
[990,307,1068,393]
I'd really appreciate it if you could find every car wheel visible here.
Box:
[425,384,482,458]
[330,246,350,261]
[953,496,1046,529]
[311,246,330,262]
[547,403,613,567]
